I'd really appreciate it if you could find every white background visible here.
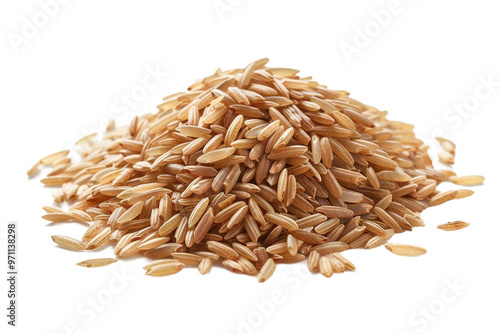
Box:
[1,1,499,333]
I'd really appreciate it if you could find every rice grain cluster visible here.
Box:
[31,59,483,281]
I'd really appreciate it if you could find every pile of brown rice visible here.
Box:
[30,59,484,281]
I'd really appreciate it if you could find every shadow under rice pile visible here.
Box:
[30,58,484,281]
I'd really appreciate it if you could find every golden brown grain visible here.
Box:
[307,250,320,272]
[86,227,111,250]
[264,212,299,230]
[429,189,474,207]
[145,262,185,276]
[143,259,180,271]
[42,212,75,223]
[51,235,86,251]
[198,258,212,274]
[313,242,349,255]
[448,175,485,186]
[188,197,210,228]
[385,243,427,257]
[40,150,70,164]
[77,258,117,268]
[206,241,239,260]
[257,258,276,283]
[171,252,203,265]
[319,256,334,277]
[138,237,170,251]
[116,201,144,225]
[437,221,470,231]
[364,229,395,249]
[331,253,356,271]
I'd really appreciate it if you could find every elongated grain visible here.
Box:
[448,175,484,186]
[77,258,117,268]
[385,243,427,257]
[437,221,470,231]
[145,262,185,276]
[257,258,276,283]
[51,235,86,251]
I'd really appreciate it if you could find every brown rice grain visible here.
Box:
[319,256,334,277]
[264,212,299,230]
[437,221,470,231]
[51,235,86,251]
[198,258,213,274]
[77,258,117,268]
[448,175,485,186]
[385,243,427,257]
[145,262,185,276]
[206,241,239,260]
[257,258,276,283]
[364,229,395,249]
